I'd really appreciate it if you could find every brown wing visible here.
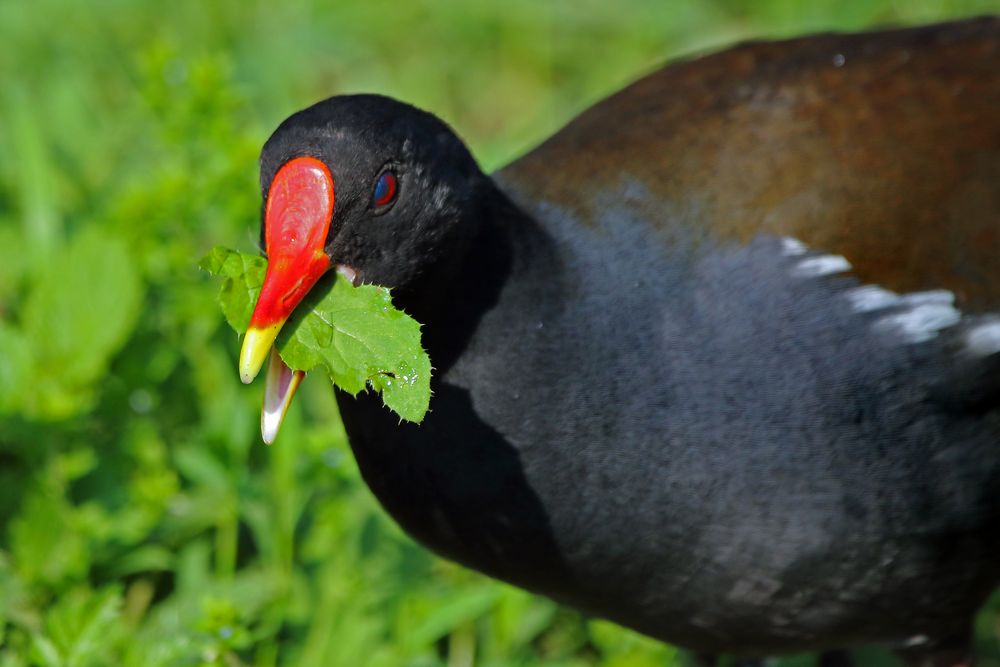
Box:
[499,17,1000,311]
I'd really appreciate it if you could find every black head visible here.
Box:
[259,94,488,290]
[239,94,502,387]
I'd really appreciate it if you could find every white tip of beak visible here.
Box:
[261,348,305,445]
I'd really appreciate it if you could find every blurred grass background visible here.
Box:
[2,1,1000,665]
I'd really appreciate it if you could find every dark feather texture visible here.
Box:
[259,17,1000,662]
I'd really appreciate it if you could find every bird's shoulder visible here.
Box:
[498,17,1000,309]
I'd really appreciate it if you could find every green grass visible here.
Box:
[2,1,999,665]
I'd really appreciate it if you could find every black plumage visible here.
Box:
[253,18,1000,666]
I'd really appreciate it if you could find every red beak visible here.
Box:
[239,156,335,384]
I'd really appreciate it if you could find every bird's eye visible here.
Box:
[373,170,398,210]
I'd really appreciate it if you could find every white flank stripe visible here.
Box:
[966,320,1000,356]
[900,289,955,306]
[792,255,851,278]
[875,304,962,343]
[844,285,900,312]
[780,237,808,256]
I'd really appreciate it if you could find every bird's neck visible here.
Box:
[336,184,576,595]
[392,180,548,374]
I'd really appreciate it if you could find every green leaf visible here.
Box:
[407,586,500,647]
[0,322,31,414]
[20,228,142,418]
[34,586,123,667]
[200,247,431,423]
[9,491,89,588]
[197,246,265,333]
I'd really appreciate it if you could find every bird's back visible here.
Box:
[498,17,1000,309]
[340,17,1000,656]
[483,17,1000,652]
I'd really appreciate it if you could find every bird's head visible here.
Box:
[239,94,486,386]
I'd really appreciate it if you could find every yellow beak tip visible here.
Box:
[239,324,282,385]
[239,367,257,385]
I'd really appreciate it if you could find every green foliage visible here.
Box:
[2,1,999,666]
[198,247,266,334]
[21,230,142,418]
[201,248,431,422]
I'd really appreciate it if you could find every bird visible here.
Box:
[236,17,1000,667]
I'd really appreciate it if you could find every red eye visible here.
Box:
[373,171,397,208]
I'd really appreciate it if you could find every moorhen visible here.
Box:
[237,17,1000,667]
